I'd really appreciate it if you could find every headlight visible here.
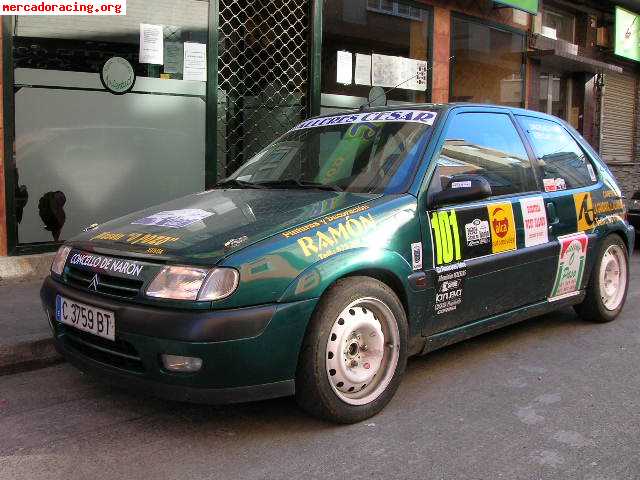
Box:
[146,266,239,301]
[51,246,72,276]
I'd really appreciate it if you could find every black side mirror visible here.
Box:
[430,175,492,208]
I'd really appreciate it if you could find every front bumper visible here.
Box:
[41,276,317,404]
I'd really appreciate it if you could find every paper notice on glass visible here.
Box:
[336,51,353,85]
[372,54,427,91]
[183,42,207,81]
[164,42,183,74]
[404,58,428,91]
[139,24,164,65]
[372,53,402,88]
[355,53,371,86]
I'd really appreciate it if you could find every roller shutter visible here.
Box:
[601,73,636,164]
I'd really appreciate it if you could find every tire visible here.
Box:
[574,234,629,323]
[295,276,408,424]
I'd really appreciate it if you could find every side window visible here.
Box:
[432,112,537,197]
[517,116,597,190]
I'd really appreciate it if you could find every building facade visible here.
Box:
[0,0,639,256]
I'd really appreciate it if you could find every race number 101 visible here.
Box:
[430,210,461,265]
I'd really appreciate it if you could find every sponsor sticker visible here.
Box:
[586,163,597,182]
[91,231,180,247]
[294,212,376,260]
[434,262,466,315]
[520,196,548,248]
[132,209,213,229]
[555,178,566,191]
[543,178,556,192]
[464,218,491,247]
[292,110,437,131]
[451,181,471,189]
[549,233,588,301]
[429,210,462,266]
[411,242,423,271]
[487,202,516,254]
[574,192,595,232]
[69,251,144,277]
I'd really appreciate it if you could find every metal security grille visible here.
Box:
[218,0,310,177]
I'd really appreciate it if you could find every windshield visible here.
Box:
[226,110,437,194]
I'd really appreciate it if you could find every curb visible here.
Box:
[0,253,55,283]
[0,337,62,376]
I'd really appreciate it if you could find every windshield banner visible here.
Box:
[292,110,437,131]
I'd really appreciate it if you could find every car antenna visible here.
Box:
[358,56,454,112]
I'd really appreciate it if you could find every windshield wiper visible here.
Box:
[215,179,267,189]
[256,179,343,192]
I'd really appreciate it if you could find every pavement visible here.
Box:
[0,278,61,375]
[0,256,638,479]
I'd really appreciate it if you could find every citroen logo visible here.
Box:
[88,274,100,291]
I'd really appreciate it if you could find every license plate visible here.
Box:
[55,295,116,341]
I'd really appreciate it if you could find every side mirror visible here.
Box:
[430,175,492,208]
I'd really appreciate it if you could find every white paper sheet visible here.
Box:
[164,42,183,74]
[183,42,207,82]
[372,54,427,91]
[336,51,353,85]
[355,53,371,86]
[139,24,164,65]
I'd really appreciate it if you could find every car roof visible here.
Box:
[309,103,565,124]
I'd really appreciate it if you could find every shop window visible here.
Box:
[542,8,575,43]
[450,17,525,108]
[11,0,209,245]
[431,113,537,197]
[322,0,430,111]
[517,116,596,189]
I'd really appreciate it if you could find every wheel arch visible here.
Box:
[278,248,425,344]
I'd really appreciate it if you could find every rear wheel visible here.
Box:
[574,235,629,323]
[295,277,408,424]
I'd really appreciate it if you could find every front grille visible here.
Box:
[59,324,145,373]
[65,265,143,299]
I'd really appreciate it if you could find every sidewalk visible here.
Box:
[0,278,61,375]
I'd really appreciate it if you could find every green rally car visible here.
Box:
[41,104,634,423]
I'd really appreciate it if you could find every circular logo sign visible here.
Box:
[100,57,136,95]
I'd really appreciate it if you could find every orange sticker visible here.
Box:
[487,202,516,253]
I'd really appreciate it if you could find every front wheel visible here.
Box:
[295,277,408,424]
[574,234,629,323]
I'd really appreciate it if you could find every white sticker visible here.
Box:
[555,178,567,191]
[464,218,490,247]
[543,178,556,192]
[451,181,472,189]
[293,110,437,131]
[132,209,213,229]
[520,196,548,248]
[587,163,597,182]
[549,233,588,302]
[411,242,423,271]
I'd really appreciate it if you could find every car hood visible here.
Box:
[69,188,379,265]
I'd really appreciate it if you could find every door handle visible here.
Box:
[546,202,560,231]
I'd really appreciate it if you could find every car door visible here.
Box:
[515,115,604,300]
[420,109,558,335]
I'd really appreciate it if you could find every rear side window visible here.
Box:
[517,116,597,190]
[431,112,537,197]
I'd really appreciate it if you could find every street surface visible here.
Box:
[1,255,639,480]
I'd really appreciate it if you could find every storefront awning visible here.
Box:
[529,35,624,74]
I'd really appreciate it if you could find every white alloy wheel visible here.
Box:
[599,244,627,311]
[325,297,400,406]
